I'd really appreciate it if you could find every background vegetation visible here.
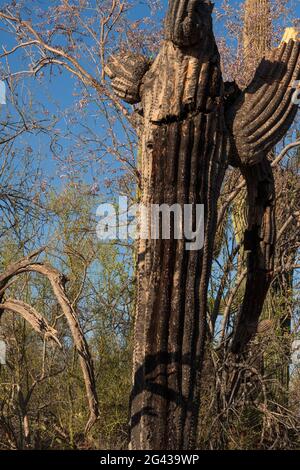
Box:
[0,0,299,449]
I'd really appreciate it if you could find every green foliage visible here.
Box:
[0,187,134,449]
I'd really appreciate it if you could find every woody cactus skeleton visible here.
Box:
[106,0,300,450]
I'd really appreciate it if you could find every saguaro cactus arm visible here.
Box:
[226,37,300,353]
[164,0,214,47]
[0,250,99,433]
[230,159,276,353]
[227,40,300,166]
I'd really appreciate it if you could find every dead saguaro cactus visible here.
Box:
[106,0,300,450]
[243,0,272,77]
[227,37,300,353]
[104,52,150,104]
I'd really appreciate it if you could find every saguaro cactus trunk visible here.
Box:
[106,0,300,450]
[129,1,228,449]
[241,0,298,392]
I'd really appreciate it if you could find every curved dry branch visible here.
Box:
[165,0,214,47]
[0,299,61,347]
[105,52,150,104]
[0,250,99,433]
[230,158,276,354]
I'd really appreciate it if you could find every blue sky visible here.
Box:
[0,0,299,197]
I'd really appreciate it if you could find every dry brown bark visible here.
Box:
[106,0,300,450]
[0,299,61,346]
[227,39,300,352]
